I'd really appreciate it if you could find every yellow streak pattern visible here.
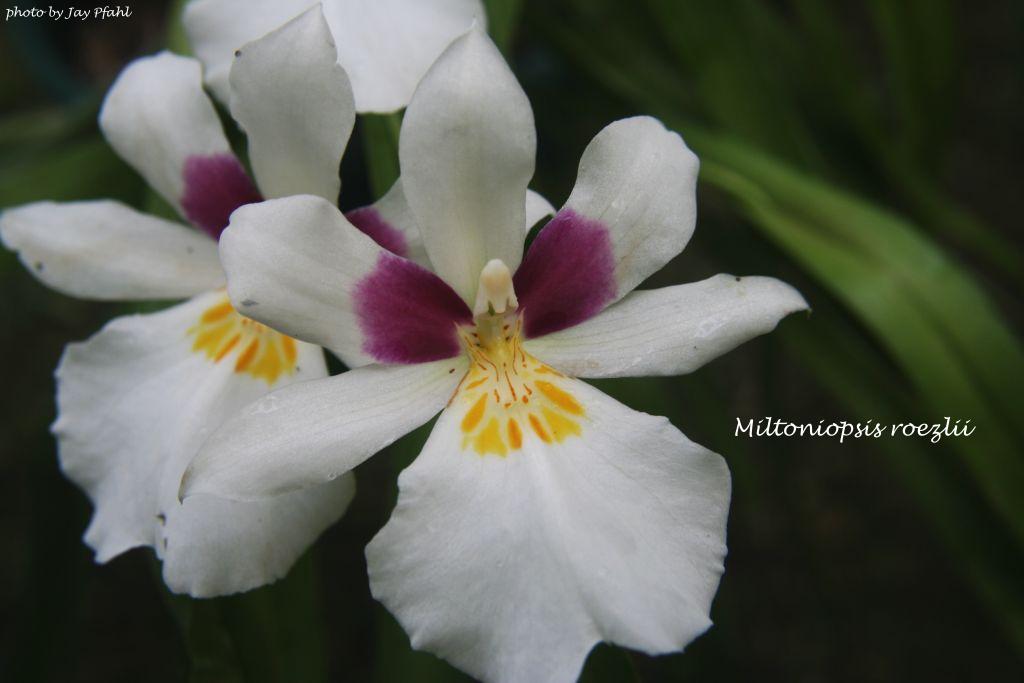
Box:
[188,294,299,385]
[456,317,584,457]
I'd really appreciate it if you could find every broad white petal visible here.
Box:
[0,200,222,300]
[182,359,466,502]
[54,290,351,596]
[321,0,486,113]
[399,29,535,303]
[99,52,252,225]
[229,6,354,201]
[565,116,699,301]
[184,0,317,104]
[525,275,809,378]
[367,379,730,683]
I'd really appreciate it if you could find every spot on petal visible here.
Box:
[345,206,409,257]
[355,252,472,364]
[513,209,617,338]
[181,153,262,240]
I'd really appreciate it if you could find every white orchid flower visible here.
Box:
[0,8,449,597]
[180,28,807,682]
[184,0,486,112]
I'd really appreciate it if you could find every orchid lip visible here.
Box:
[452,261,585,457]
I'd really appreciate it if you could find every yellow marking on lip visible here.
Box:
[200,300,234,324]
[213,333,241,362]
[455,316,583,457]
[282,336,297,364]
[542,406,582,441]
[508,418,522,449]
[535,380,583,416]
[461,393,488,433]
[473,417,508,457]
[528,413,551,443]
[189,294,300,385]
[234,338,259,372]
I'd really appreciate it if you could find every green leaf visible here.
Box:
[166,0,194,56]
[539,0,1023,286]
[0,136,145,206]
[778,319,1024,656]
[483,0,524,54]
[360,113,402,199]
[158,552,329,683]
[689,134,1024,546]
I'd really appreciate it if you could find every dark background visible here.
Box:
[1,1,1022,681]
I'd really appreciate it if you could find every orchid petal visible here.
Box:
[219,195,471,367]
[99,52,259,237]
[0,200,223,300]
[54,290,351,597]
[345,178,428,264]
[321,0,486,113]
[184,0,485,113]
[525,189,556,232]
[515,117,698,336]
[345,182,557,268]
[181,359,466,502]
[525,275,809,377]
[183,0,317,104]
[367,379,730,683]
[399,29,536,303]
[229,6,354,202]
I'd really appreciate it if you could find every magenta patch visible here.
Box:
[180,153,263,240]
[355,252,472,364]
[513,209,617,338]
[345,207,409,257]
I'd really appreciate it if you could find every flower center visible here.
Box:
[455,261,584,457]
[188,294,299,384]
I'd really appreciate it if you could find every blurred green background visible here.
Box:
[2,0,1022,681]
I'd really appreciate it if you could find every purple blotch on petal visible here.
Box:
[345,206,409,257]
[513,208,617,338]
[181,153,263,240]
[355,252,473,364]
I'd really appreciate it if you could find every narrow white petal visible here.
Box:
[349,182,556,270]
[348,178,430,266]
[182,359,467,501]
[368,379,730,683]
[563,116,699,301]
[399,29,535,303]
[184,0,317,104]
[526,275,809,378]
[321,0,486,113]
[525,189,556,232]
[229,6,354,201]
[54,290,350,597]
[99,52,235,217]
[218,195,382,367]
[0,200,222,300]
